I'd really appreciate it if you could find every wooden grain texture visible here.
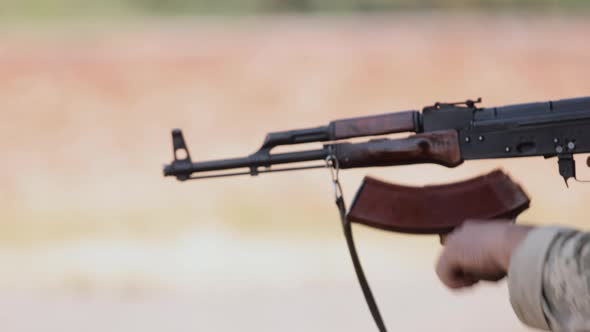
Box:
[335,130,463,169]
[331,111,417,139]
[347,170,530,233]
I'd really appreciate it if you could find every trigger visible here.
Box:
[558,155,576,187]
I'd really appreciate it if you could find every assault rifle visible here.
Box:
[163,96,590,332]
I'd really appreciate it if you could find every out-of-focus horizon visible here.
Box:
[2,0,590,18]
[2,1,590,331]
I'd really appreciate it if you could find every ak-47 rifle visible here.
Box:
[163,96,590,332]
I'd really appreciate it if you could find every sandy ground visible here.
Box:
[1,284,525,332]
[1,14,590,331]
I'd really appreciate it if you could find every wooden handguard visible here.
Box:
[335,130,463,169]
[347,170,530,234]
[331,111,418,140]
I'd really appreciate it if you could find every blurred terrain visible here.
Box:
[1,10,590,332]
[2,0,590,17]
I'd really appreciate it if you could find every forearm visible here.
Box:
[496,224,535,272]
[508,227,590,331]
[436,222,590,331]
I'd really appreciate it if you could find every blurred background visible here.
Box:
[2,1,590,331]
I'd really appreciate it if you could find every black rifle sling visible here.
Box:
[335,196,388,332]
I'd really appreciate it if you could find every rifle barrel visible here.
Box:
[163,148,329,178]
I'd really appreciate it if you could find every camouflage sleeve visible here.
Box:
[508,226,590,332]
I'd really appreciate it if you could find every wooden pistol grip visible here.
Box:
[346,170,530,234]
[335,130,463,169]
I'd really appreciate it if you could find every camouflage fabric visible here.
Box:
[509,227,590,332]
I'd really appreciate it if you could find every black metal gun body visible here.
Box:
[434,97,590,182]
[164,96,590,184]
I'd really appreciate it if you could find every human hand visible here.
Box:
[436,221,533,289]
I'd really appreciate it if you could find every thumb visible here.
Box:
[439,232,451,245]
